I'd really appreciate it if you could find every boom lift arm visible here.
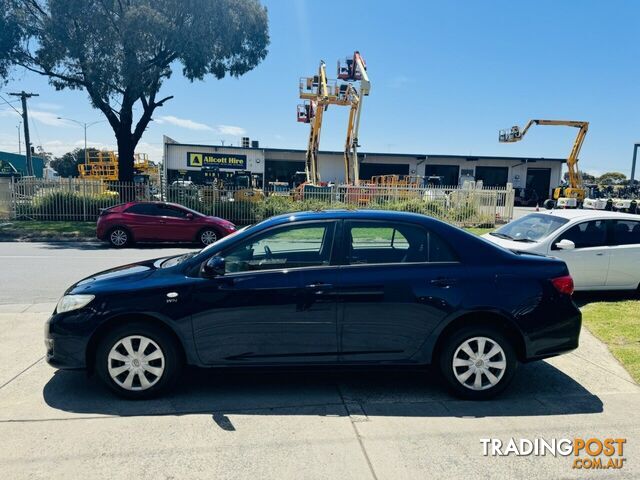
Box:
[499,119,589,203]
[296,52,371,186]
[338,51,370,185]
[298,61,331,185]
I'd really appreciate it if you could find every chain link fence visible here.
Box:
[5,177,514,227]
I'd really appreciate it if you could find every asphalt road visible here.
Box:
[0,241,194,305]
[0,241,639,479]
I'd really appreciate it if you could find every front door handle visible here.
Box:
[430,278,457,287]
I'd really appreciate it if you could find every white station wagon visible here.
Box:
[483,209,640,291]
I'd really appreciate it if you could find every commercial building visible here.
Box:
[163,136,565,199]
[0,151,45,178]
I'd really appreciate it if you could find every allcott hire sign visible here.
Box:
[187,152,247,169]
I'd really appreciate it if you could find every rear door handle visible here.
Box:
[305,283,334,290]
[430,278,457,287]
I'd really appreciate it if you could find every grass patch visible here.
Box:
[581,299,640,383]
[0,221,95,241]
[465,227,493,236]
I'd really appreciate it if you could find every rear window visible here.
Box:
[125,203,157,215]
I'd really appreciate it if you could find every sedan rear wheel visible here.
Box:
[439,326,517,400]
[108,227,129,248]
[199,229,218,246]
[96,322,181,399]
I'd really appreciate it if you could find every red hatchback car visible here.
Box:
[96,201,237,248]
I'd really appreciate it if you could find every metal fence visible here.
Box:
[6,177,514,227]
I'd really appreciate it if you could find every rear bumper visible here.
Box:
[524,309,582,361]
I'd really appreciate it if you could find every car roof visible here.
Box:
[526,209,640,221]
[265,209,435,224]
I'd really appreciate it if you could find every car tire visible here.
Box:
[543,199,555,210]
[438,325,517,400]
[95,322,182,399]
[198,228,219,246]
[108,227,131,248]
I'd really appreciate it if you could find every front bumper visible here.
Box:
[45,309,96,370]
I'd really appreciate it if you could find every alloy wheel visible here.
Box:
[201,230,218,245]
[110,229,128,247]
[107,335,165,391]
[452,336,506,391]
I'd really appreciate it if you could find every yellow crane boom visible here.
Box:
[297,51,370,186]
[499,119,589,206]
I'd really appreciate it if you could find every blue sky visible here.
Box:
[1,0,640,176]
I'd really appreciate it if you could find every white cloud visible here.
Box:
[35,102,62,111]
[1,108,71,127]
[216,124,246,136]
[29,110,72,127]
[0,108,21,119]
[155,115,213,131]
[154,115,246,137]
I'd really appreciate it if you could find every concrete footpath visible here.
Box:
[0,302,639,480]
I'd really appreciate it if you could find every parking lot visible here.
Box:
[1,241,639,479]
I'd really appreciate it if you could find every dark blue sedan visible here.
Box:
[45,210,581,400]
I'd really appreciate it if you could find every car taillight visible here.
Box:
[551,275,574,296]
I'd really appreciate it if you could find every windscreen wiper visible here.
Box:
[489,232,514,240]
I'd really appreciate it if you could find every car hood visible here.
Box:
[481,233,541,252]
[66,259,160,295]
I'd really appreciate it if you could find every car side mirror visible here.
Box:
[202,256,225,277]
[555,239,575,250]
[185,213,194,220]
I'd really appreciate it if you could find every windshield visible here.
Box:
[159,226,251,268]
[492,214,569,242]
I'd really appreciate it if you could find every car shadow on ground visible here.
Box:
[43,360,603,427]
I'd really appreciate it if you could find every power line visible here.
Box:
[0,93,23,116]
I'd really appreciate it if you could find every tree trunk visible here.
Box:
[116,133,135,183]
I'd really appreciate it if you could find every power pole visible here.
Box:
[632,143,639,186]
[9,91,39,176]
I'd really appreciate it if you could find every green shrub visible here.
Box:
[17,191,119,221]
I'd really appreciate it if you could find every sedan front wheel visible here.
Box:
[96,322,181,399]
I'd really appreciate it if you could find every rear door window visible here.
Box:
[345,221,458,265]
[611,220,640,246]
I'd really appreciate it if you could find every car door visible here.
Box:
[549,219,610,289]
[154,204,195,242]
[606,219,640,289]
[336,220,461,362]
[190,220,340,364]
[121,203,164,241]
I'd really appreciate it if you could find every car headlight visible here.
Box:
[56,294,95,314]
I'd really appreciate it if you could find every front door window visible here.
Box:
[223,223,335,273]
